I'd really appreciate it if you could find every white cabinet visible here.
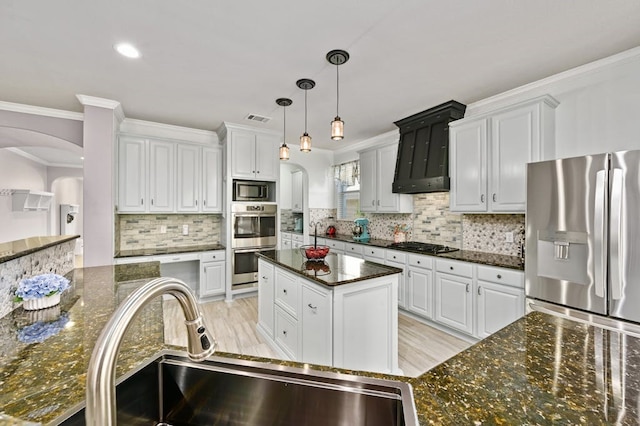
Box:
[434,259,474,335]
[359,143,413,213]
[385,250,407,308]
[148,141,175,212]
[291,170,303,212]
[275,305,299,359]
[280,232,292,250]
[301,283,332,365]
[201,148,222,212]
[476,265,524,339]
[407,255,434,319]
[118,136,147,212]
[176,144,201,212]
[257,259,275,338]
[343,242,363,257]
[323,239,345,254]
[291,233,304,249]
[199,250,225,298]
[230,129,279,180]
[449,95,559,213]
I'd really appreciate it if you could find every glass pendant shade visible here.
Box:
[331,117,344,140]
[300,132,312,152]
[279,143,290,160]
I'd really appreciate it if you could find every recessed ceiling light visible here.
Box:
[114,43,140,59]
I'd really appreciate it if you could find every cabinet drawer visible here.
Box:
[344,243,363,256]
[325,239,345,251]
[155,253,200,263]
[199,250,225,262]
[281,232,292,241]
[315,237,327,246]
[275,269,299,318]
[477,265,524,288]
[275,306,299,359]
[408,254,433,269]
[363,246,385,260]
[291,233,304,243]
[385,250,406,264]
[435,258,473,278]
[114,256,153,265]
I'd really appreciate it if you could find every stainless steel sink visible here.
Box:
[61,351,418,425]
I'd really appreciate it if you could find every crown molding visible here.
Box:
[75,95,124,121]
[332,129,399,156]
[5,147,83,168]
[217,121,282,138]
[0,100,83,121]
[120,118,219,145]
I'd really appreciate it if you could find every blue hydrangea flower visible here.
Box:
[15,274,70,301]
[18,313,70,344]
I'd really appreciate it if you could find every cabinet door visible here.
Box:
[257,260,275,338]
[231,131,256,179]
[301,283,332,366]
[387,259,407,309]
[449,120,488,212]
[407,267,433,319]
[176,144,201,212]
[202,147,222,212]
[376,144,400,212]
[148,141,175,212]
[255,134,279,180]
[200,261,225,298]
[359,149,377,212]
[291,170,303,212]
[275,306,299,359]
[490,104,538,212]
[434,272,473,334]
[476,280,524,339]
[118,137,147,212]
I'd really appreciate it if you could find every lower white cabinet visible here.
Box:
[407,261,434,319]
[301,283,332,365]
[434,271,473,335]
[385,249,407,309]
[475,265,525,338]
[274,305,299,359]
[199,251,225,298]
[257,259,275,338]
[281,232,292,250]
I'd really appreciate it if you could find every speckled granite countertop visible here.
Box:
[0,235,80,264]
[3,262,639,424]
[317,233,525,271]
[257,249,402,286]
[114,243,225,258]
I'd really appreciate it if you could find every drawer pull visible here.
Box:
[283,289,287,294]
[478,286,482,295]
[173,257,181,261]
[417,260,421,264]
[466,283,470,293]
[262,276,268,280]
[393,255,396,259]
[450,266,454,270]
[497,274,502,279]
[308,303,317,310]
[283,330,287,336]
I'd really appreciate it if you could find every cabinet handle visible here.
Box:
[372,200,375,206]
[151,199,154,205]
[497,274,502,279]
[308,303,317,310]
[204,200,207,206]
[493,193,497,202]
[196,200,198,206]
[480,194,484,203]
[262,276,268,280]
[377,200,380,206]
[393,255,396,259]
[478,286,482,295]
[283,289,287,294]
[466,283,470,293]
[141,198,144,205]
[257,170,260,174]
[450,266,454,270]
[417,260,421,264]
[283,330,287,336]
[408,270,412,278]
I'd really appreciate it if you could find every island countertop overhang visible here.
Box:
[256,249,402,287]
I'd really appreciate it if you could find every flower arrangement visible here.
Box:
[18,312,69,344]
[389,223,411,242]
[15,273,70,301]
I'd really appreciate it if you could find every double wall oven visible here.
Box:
[231,203,277,288]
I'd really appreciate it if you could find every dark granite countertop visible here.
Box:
[316,233,525,271]
[257,249,402,287]
[3,261,639,424]
[0,235,80,264]
[115,243,226,258]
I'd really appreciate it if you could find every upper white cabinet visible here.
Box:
[359,142,412,213]
[230,129,279,180]
[449,95,559,213]
[117,135,222,214]
[291,170,303,212]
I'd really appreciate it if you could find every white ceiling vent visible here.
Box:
[245,113,271,123]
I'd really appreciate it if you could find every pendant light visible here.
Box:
[296,78,315,152]
[276,98,292,161]
[326,49,349,141]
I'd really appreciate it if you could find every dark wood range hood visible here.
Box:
[392,100,466,194]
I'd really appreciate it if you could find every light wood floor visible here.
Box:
[164,296,471,377]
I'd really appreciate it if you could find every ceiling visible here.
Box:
[1,0,639,152]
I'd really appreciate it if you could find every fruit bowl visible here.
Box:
[300,245,330,261]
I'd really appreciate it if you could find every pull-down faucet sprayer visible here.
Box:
[85,277,216,425]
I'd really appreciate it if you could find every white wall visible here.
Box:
[51,176,83,235]
[0,149,49,242]
[287,147,335,209]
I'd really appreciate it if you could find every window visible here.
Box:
[334,160,360,220]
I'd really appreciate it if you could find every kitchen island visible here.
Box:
[256,249,403,374]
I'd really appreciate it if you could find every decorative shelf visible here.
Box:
[7,189,54,211]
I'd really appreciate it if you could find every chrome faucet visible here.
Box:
[85,277,216,425]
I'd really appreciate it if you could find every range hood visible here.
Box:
[392,100,466,194]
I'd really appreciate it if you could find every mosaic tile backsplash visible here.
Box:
[0,239,76,318]
[309,193,524,257]
[117,214,222,251]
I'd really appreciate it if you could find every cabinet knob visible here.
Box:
[151,199,154,205]
[141,198,144,205]
[450,266,454,270]
[393,255,396,259]
[257,170,260,174]
[417,261,421,264]
[372,200,375,206]
[262,276,268,280]
[497,274,502,279]
[283,330,287,336]
[196,200,198,206]
[204,200,207,206]
[283,289,287,294]
[377,200,380,206]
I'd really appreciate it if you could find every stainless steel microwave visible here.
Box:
[233,180,270,201]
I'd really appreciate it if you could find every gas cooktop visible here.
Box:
[388,241,459,254]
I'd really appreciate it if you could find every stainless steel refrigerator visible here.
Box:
[525,150,640,323]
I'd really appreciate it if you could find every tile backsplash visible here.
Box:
[117,214,222,251]
[309,193,524,257]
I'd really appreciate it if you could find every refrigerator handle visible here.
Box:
[610,168,625,300]
[594,170,607,298]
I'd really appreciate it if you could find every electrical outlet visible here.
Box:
[505,232,514,243]
[182,224,189,235]
[160,225,167,234]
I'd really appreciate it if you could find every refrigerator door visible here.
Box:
[525,153,608,314]
[609,150,640,323]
